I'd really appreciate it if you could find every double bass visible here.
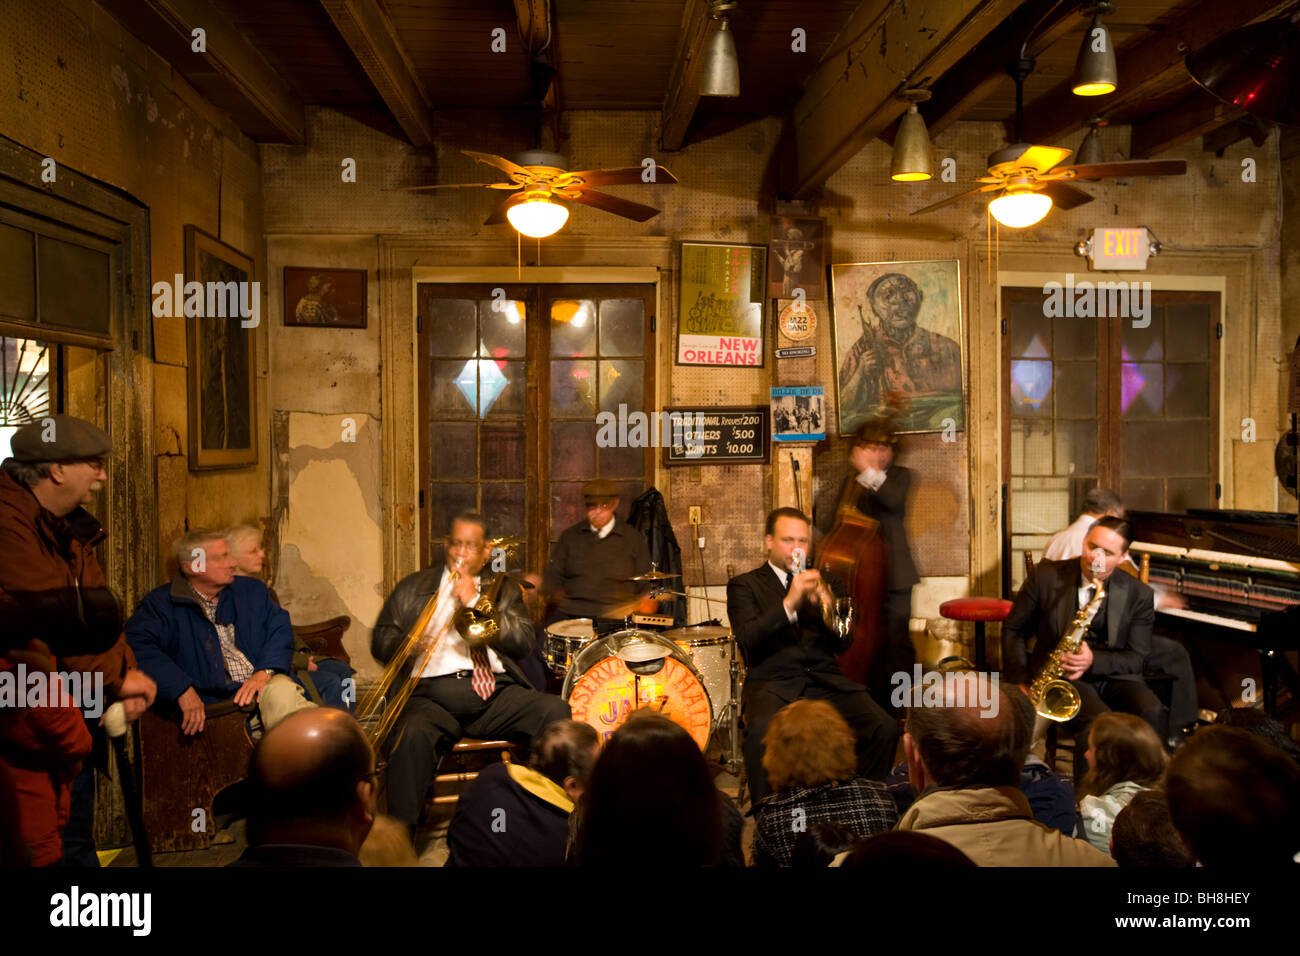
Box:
[792,456,889,685]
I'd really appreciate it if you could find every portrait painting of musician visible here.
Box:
[1001,516,1161,782]
[831,260,964,435]
[371,512,570,831]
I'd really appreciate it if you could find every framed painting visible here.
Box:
[184,226,257,470]
[768,215,826,300]
[676,241,766,367]
[283,266,367,327]
[830,258,964,435]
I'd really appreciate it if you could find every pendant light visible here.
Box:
[891,89,933,182]
[1072,3,1118,97]
[700,2,740,98]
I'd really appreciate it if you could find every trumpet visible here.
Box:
[791,549,856,639]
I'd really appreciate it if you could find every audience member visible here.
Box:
[229,709,375,866]
[790,822,858,867]
[447,719,598,867]
[1213,706,1300,764]
[1077,713,1168,855]
[750,700,898,866]
[572,712,725,867]
[1166,725,1300,866]
[835,831,977,868]
[1110,790,1195,868]
[895,677,1113,866]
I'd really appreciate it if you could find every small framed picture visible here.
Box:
[770,386,826,442]
[769,216,826,300]
[283,267,367,328]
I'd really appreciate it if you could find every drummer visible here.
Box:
[542,479,655,629]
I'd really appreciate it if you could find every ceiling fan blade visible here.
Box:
[567,189,662,222]
[1039,180,1095,210]
[910,183,1001,216]
[401,182,519,191]
[1051,159,1188,180]
[1018,145,1074,174]
[561,166,679,187]
[462,150,533,179]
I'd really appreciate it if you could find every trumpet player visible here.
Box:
[726,508,899,803]
[371,513,570,832]
[1001,517,1161,782]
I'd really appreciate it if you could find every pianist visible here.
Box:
[1003,517,1163,781]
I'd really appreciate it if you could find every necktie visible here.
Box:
[470,646,496,700]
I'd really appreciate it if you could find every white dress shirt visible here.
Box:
[419,568,506,678]
[856,466,887,492]
[591,517,615,539]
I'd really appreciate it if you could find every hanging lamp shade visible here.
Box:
[989,189,1052,228]
[1186,17,1300,127]
[700,18,740,97]
[891,104,933,181]
[1072,14,1118,96]
[506,195,569,238]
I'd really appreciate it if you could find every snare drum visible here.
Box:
[563,628,713,750]
[544,618,595,675]
[664,625,738,720]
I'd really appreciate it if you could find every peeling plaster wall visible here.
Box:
[0,0,270,583]
[262,103,1285,667]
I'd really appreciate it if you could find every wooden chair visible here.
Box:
[291,615,351,666]
[429,738,518,807]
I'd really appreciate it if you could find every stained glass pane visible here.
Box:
[1010,360,1053,417]
[431,359,477,417]
[0,338,54,459]
[479,298,526,358]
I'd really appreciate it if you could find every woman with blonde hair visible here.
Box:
[750,699,898,866]
[1077,712,1168,856]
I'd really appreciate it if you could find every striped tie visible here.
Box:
[470,646,496,700]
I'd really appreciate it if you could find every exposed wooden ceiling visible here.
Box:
[100,0,1294,194]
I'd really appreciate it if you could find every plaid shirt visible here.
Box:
[190,585,255,683]
[751,778,899,866]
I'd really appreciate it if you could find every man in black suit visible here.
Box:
[727,508,900,802]
[814,416,918,701]
[1002,516,1162,781]
[372,513,571,828]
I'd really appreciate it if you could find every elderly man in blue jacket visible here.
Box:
[126,529,315,734]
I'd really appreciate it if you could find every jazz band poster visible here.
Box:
[830,259,965,435]
[677,242,766,367]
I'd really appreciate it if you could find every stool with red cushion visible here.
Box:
[938,598,1013,671]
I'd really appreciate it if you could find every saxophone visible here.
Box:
[1029,582,1105,722]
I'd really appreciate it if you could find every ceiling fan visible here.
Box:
[910,57,1187,227]
[404,149,678,237]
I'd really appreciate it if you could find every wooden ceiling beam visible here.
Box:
[135,0,306,143]
[1129,88,1244,159]
[660,0,716,151]
[780,0,1023,198]
[883,0,1080,146]
[1016,0,1295,149]
[320,0,434,148]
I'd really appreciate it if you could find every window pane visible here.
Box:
[431,422,476,479]
[1009,304,1050,359]
[599,360,643,415]
[1055,420,1097,475]
[1012,419,1054,475]
[1120,478,1163,513]
[551,299,597,356]
[38,236,110,335]
[1055,362,1097,417]
[481,422,525,479]
[551,482,587,538]
[551,421,595,478]
[479,298,526,358]
[1009,476,1071,536]
[1167,477,1212,512]
[1120,363,1163,418]
[428,299,476,356]
[1052,313,1095,360]
[1165,364,1209,419]
[551,360,597,417]
[0,337,54,458]
[430,483,477,547]
[0,223,35,321]
[1010,360,1053,417]
[599,298,644,356]
[1122,421,1208,476]
[482,483,525,541]
[1166,305,1210,361]
[482,360,524,418]
[431,359,477,417]
[1122,306,1163,362]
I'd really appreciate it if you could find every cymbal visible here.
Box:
[489,535,525,552]
[627,570,681,581]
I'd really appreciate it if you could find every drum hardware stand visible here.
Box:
[688,516,744,779]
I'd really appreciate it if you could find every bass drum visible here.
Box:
[563,628,713,750]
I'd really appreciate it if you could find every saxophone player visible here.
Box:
[1001,517,1161,782]
[371,513,570,833]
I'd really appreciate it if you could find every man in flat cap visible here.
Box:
[543,479,654,628]
[0,414,157,865]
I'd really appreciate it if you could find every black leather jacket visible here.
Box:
[371,564,536,688]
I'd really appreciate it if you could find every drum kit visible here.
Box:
[543,567,744,774]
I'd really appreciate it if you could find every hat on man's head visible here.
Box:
[9,415,110,462]
[582,478,621,502]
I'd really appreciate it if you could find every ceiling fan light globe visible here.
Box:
[989,191,1052,228]
[891,106,933,182]
[507,198,569,238]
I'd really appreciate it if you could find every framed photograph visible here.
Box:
[184,226,257,470]
[283,266,367,328]
[677,241,766,367]
[830,258,965,435]
[768,216,826,300]
[770,386,826,442]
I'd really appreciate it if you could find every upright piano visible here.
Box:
[1128,509,1300,716]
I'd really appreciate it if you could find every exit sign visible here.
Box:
[1088,227,1150,270]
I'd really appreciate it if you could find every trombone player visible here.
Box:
[371,513,570,831]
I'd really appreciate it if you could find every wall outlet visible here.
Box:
[688,506,701,526]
